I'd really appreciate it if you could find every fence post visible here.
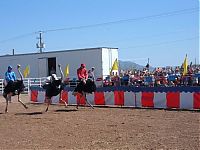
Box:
[27,78,30,94]
[39,78,42,87]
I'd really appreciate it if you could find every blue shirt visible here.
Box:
[5,71,16,82]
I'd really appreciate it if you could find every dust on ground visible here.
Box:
[0,94,199,149]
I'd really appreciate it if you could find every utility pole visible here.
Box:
[147,58,150,71]
[195,57,196,67]
[39,31,42,53]
[36,31,45,53]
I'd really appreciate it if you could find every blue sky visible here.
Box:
[0,0,198,67]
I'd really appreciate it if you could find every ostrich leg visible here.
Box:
[45,98,49,112]
[17,64,28,109]
[5,93,12,113]
[58,64,68,107]
[5,96,9,113]
[83,92,94,109]
[18,94,28,109]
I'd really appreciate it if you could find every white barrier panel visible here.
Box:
[30,90,200,110]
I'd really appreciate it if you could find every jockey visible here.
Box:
[72,64,88,96]
[3,65,17,100]
[77,63,88,83]
[73,64,96,96]
[43,73,61,89]
[5,65,16,84]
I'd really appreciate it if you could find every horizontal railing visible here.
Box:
[0,78,47,94]
[0,77,101,94]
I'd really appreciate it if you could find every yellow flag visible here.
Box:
[110,58,118,75]
[183,55,188,75]
[65,64,69,77]
[23,65,30,78]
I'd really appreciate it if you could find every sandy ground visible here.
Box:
[0,94,199,150]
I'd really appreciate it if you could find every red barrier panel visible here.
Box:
[94,92,105,105]
[114,91,124,106]
[141,92,154,107]
[31,90,38,102]
[166,92,180,108]
[193,92,200,109]
[76,93,86,105]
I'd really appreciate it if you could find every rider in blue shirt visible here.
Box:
[5,65,16,83]
[3,65,17,100]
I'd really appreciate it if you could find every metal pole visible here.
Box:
[39,31,42,53]
[195,58,196,67]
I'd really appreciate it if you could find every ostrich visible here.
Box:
[3,65,28,113]
[43,64,66,112]
[73,78,96,109]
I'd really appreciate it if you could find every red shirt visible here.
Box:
[77,67,88,80]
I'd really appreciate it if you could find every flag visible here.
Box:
[23,65,30,78]
[183,54,188,75]
[110,58,118,75]
[64,64,69,77]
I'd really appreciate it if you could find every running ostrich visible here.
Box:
[72,64,96,109]
[3,65,28,113]
[43,64,66,112]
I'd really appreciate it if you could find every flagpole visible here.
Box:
[195,57,196,68]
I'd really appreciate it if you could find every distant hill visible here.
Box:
[119,60,154,71]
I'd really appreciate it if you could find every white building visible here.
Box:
[0,47,118,79]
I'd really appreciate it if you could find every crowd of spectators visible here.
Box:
[103,65,200,87]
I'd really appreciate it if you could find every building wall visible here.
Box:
[0,47,118,79]
[102,48,118,77]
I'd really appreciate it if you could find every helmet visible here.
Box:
[8,65,13,71]
[81,64,86,67]
[51,74,58,80]
[8,65,12,69]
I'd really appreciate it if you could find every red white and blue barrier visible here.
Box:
[30,86,200,110]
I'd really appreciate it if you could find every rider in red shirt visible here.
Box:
[72,64,88,96]
[77,64,88,83]
[73,63,96,97]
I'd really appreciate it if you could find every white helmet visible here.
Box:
[51,74,58,80]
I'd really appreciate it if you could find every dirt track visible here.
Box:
[0,94,199,150]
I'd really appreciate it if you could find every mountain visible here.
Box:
[119,60,154,71]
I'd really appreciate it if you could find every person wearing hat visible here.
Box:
[88,67,95,81]
[73,63,96,103]
[4,65,16,86]
[72,64,88,96]
[77,64,88,82]
[3,65,17,99]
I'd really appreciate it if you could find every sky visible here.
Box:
[0,0,199,67]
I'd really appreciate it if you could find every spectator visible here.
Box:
[88,67,95,81]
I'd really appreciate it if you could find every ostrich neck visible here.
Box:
[17,68,24,81]
[58,66,64,81]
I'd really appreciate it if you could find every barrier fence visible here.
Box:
[0,78,45,94]
[30,86,200,110]
[0,78,86,94]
